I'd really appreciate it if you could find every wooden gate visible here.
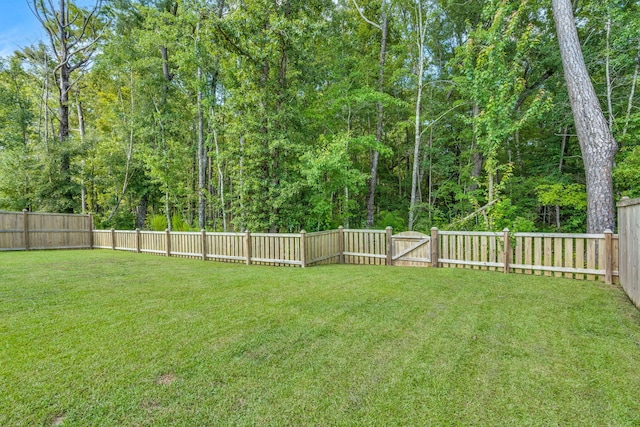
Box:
[391,231,431,267]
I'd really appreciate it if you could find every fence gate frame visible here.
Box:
[391,231,432,267]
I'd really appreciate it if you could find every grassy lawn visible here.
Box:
[2,250,640,426]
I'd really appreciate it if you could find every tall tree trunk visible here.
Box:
[408,87,423,230]
[56,0,70,145]
[44,57,50,151]
[58,34,73,212]
[552,0,618,233]
[556,125,569,229]
[605,18,614,130]
[76,94,87,214]
[623,39,640,137]
[32,0,102,212]
[366,14,388,227]
[197,65,206,230]
[425,127,434,223]
[136,194,148,229]
[409,4,427,231]
[469,103,483,192]
[239,135,246,231]
[214,129,227,232]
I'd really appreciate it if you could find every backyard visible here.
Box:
[2,250,640,426]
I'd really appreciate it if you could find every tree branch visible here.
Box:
[350,0,381,30]
[450,199,499,226]
[513,68,555,112]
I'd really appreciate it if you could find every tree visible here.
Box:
[452,0,552,229]
[407,0,429,231]
[31,0,104,212]
[0,56,37,210]
[552,0,618,233]
[352,0,389,227]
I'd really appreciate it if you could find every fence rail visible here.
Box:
[1,209,621,284]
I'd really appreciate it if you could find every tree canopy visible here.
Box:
[0,0,638,232]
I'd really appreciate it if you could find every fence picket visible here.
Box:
[533,237,541,276]
[489,236,496,272]
[575,238,584,280]
[564,238,573,279]
[515,236,522,274]
[544,238,552,276]
[554,238,563,278]
[587,239,596,281]
[464,235,471,269]
[523,237,531,275]
[480,236,487,271]
[598,237,606,283]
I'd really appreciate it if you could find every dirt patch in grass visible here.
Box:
[156,373,176,385]
[51,414,66,426]
[141,399,162,411]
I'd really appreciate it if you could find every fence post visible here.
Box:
[165,229,171,257]
[244,231,252,265]
[604,229,613,285]
[135,228,141,253]
[431,227,439,268]
[338,226,345,264]
[300,230,307,268]
[386,226,393,266]
[111,228,116,250]
[201,229,207,261]
[22,209,29,251]
[88,213,94,249]
[503,228,511,274]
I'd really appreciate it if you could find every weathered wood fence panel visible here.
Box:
[510,233,616,282]
[0,211,24,250]
[140,231,166,255]
[94,229,302,267]
[0,210,92,251]
[28,213,91,250]
[439,231,505,271]
[618,197,640,308]
[251,233,302,266]
[306,230,341,266]
[93,230,111,249]
[206,232,245,262]
[167,232,200,258]
[343,229,387,265]
[114,231,137,252]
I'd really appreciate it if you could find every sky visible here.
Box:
[0,0,100,58]
[0,0,45,57]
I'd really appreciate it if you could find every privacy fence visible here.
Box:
[0,210,625,287]
[0,210,93,251]
[618,197,640,308]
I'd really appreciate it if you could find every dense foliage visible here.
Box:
[0,0,638,232]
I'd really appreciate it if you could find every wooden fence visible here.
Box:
[93,229,334,267]
[0,210,92,251]
[438,230,618,283]
[90,226,618,283]
[618,197,640,308]
[0,208,620,283]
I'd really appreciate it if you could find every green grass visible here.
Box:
[2,250,640,426]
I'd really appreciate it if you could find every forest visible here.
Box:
[0,0,638,233]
